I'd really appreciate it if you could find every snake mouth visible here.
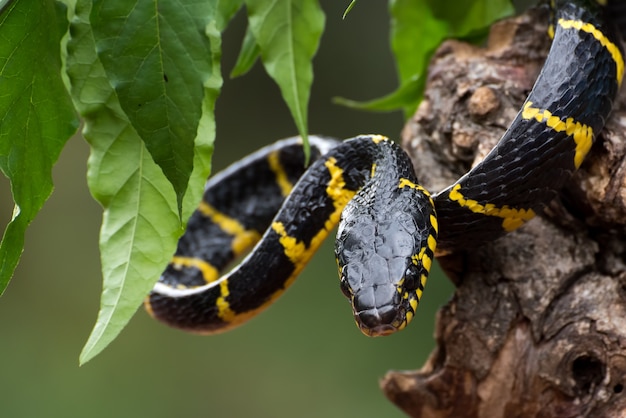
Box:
[355,305,404,337]
[358,323,397,337]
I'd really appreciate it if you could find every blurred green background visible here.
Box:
[0,1,454,417]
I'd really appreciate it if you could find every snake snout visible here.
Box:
[352,284,405,336]
[356,307,401,336]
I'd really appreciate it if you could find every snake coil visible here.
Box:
[146,0,624,336]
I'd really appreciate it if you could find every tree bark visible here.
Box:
[382,8,626,418]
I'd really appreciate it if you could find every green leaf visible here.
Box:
[388,0,448,118]
[245,0,325,155]
[230,25,261,78]
[338,0,514,118]
[0,0,78,295]
[334,0,447,118]
[216,0,245,30]
[65,0,223,364]
[426,0,514,37]
[390,0,513,117]
[333,75,423,112]
[90,0,221,215]
[66,0,180,364]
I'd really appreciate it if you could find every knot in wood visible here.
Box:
[467,86,500,120]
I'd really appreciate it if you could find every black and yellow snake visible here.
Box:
[146,0,624,337]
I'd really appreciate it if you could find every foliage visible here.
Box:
[0,0,513,363]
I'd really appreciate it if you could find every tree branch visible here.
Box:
[382,8,626,418]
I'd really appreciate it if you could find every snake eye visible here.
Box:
[403,265,420,291]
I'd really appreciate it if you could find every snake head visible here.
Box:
[335,177,437,337]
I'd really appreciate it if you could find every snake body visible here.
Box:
[146,0,624,336]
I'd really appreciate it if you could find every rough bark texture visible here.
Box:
[382,8,626,418]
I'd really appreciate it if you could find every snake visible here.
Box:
[145,0,624,337]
